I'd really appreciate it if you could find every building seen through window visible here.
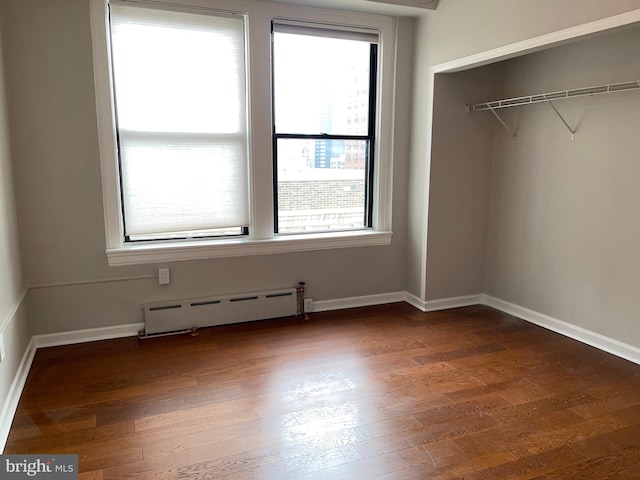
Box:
[272,27,378,233]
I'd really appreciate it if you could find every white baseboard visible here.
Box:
[33,322,144,349]
[311,291,407,312]
[312,292,485,314]
[1,322,143,452]
[405,293,486,312]
[348,292,640,365]
[0,338,36,451]
[27,292,481,350]
[484,295,640,365]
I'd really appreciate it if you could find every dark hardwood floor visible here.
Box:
[5,303,640,479]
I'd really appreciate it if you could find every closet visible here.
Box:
[428,23,640,346]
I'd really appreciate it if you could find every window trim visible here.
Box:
[106,229,392,265]
[271,24,379,234]
[90,0,395,266]
[109,2,251,242]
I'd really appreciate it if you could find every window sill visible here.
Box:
[106,230,393,266]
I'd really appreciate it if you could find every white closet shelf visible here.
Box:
[465,80,640,112]
[465,79,640,140]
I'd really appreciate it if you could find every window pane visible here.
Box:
[109,4,249,240]
[273,33,371,135]
[276,139,368,233]
[119,137,249,236]
[110,5,246,134]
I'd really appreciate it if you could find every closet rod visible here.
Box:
[466,80,640,112]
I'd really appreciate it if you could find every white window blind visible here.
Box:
[109,2,249,239]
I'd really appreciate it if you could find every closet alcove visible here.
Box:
[427,21,640,347]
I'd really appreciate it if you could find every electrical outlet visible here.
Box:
[304,298,313,312]
[158,268,171,285]
[0,333,5,363]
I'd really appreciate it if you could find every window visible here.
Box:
[90,0,395,265]
[109,2,249,242]
[272,21,378,234]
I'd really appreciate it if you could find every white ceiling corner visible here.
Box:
[259,0,438,16]
[364,0,438,10]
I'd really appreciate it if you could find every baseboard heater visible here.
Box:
[139,282,308,339]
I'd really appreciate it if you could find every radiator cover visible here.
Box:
[142,288,298,335]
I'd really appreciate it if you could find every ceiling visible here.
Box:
[259,0,439,16]
[365,0,438,10]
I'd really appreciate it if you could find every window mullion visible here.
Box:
[248,14,275,240]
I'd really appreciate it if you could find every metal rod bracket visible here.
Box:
[489,107,516,142]
[548,101,576,140]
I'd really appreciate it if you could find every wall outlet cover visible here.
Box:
[158,268,171,285]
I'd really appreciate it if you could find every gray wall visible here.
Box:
[0,1,29,439]
[484,25,640,347]
[424,67,497,300]
[0,0,413,335]
[1,0,639,346]
[409,0,640,301]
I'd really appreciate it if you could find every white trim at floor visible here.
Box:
[484,295,640,366]
[311,291,485,313]
[405,293,486,312]
[0,338,36,451]
[311,291,407,312]
[33,322,144,349]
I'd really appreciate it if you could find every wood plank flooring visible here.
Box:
[5,303,640,479]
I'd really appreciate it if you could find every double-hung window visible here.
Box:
[91,0,395,265]
[109,2,249,242]
[271,21,378,234]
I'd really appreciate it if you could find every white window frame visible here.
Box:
[90,0,395,266]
